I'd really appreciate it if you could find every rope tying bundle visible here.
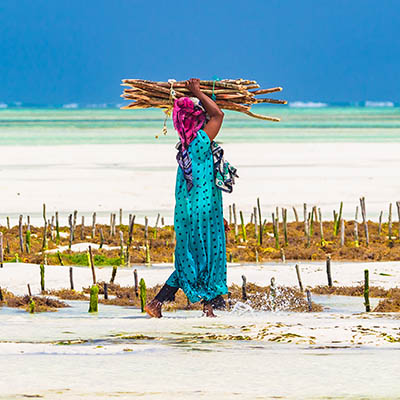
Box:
[159,79,177,137]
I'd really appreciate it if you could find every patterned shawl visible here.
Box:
[174,97,238,193]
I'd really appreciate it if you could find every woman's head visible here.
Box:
[173,97,207,148]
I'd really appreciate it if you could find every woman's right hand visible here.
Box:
[186,78,202,96]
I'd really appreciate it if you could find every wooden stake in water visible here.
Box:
[318,208,325,246]
[50,216,54,241]
[270,277,276,311]
[88,284,99,313]
[360,197,369,246]
[326,255,333,287]
[229,205,232,225]
[364,269,370,312]
[295,264,303,292]
[292,206,299,222]
[69,267,74,290]
[144,217,148,240]
[340,218,345,247]
[139,278,146,312]
[272,213,280,249]
[257,198,263,245]
[333,202,343,236]
[303,203,307,224]
[80,216,85,240]
[309,210,314,236]
[55,211,60,244]
[99,228,104,249]
[396,201,400,239]
[154,213,160,239]
[56,251,63,266]
[43,203,46,225]
[306,289,313,312]
[26,216,31,253]
[378,210,383,237]
[6,217,10,230]
[27,283,32,297]
[241,275,247,301]
[104,282,108,300]
[119,208,123,226]
[134,269,138,297]
[18,215,24,252]
[112,213,116,237]
[40,263,45,293]
[91,212,96,238]
[239,211,247,242]
[145,240,151,265]
[232,203,238,241]
[354,207,359,247]
[253,207,258,239]
[0,232,3,268]
[88,245,96,284]
[72,210,77,240]
[110,265,117,284]
[119,231,125,265]
[128,215,135,245]
[282,208,288,246]
[388,203,393,241]
[68,214,73,250]
[42,220,48,251]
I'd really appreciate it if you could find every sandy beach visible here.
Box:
[1,141,400,226]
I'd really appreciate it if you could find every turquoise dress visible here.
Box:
[166,129,228,303]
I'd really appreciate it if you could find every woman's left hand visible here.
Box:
[223,218,230,232]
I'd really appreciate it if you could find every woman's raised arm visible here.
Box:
[186,78,224,142]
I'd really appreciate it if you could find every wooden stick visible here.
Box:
[292,207,299,222]
[80,216,85,240]
[232,203,238,241]
[282,208,288,246]
[69,267,74,290]
[354,207,359,247]
[340,218,345,247]
[326,255,333,287]
[18,215,24,252]
[295,264,303,292]
[360,197,369,246]
[241,275,247,301]
[306,289,313,312]
[91,212,96,238]
[397,201,400,239]
[0,232,3,268]
[364,269,370,312]
[88,246,96,284]
[388,203,393,241]
[257,198,262,245]
[134,269,138,297]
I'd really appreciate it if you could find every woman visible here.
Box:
[145,78,230,318]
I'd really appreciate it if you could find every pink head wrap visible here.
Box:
[173,97,207,149]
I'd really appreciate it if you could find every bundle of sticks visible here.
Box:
[120,79,286,122]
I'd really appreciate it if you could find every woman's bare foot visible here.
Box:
[144,299,162,318]
[203,303,217,318]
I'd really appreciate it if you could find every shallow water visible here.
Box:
[1,298,400,399]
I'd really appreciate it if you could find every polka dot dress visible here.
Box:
[166,130,228,303]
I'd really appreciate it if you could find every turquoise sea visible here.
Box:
[0,106,399,145]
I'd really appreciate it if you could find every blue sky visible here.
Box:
[0,0,399,104]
